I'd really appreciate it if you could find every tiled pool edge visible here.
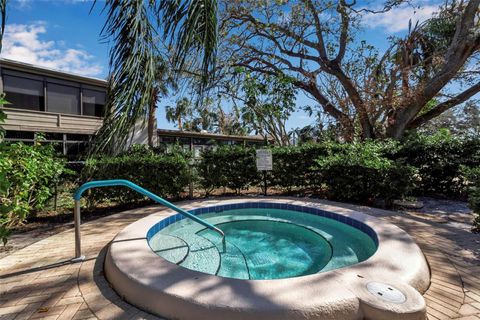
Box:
[146,202,379,247]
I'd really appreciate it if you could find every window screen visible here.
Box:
[82,89,105,117]
[3,75,45,111]
[47,83,80,114]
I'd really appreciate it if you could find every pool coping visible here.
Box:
[105,198,431,320]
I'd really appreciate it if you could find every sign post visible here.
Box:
[256,149,272,196]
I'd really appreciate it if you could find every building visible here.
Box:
[157,129,268,157]
[0,58,106,158]
[0,59,270,159]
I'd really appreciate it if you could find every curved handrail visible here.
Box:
[72,179,225,261]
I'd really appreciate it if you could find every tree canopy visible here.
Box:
[217,0,479,141]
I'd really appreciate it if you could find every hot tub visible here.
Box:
[105,199,430,320]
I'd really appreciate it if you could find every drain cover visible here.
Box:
[366,282,406,304]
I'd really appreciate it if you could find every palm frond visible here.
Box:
[160,0,218,87]
[91,0,218,155]
[90,0,158,155]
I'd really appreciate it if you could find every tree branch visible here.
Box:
[407,81,480,129]
[334,0,350,63]
[301,0,329,60]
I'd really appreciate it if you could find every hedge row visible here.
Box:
[196,143,416,205]
[80,132,480,208]
[196,132,480,202]
[81,150,190,205]
[393,132,480,197]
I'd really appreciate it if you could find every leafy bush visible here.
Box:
[315,143,417,205]
[394,130,480,198]
[81,150,190,204]
[270,144,330,192]
[197,146,260,194]
[462,166,480,233]
[196,142,416,204]
[0,142,66,244]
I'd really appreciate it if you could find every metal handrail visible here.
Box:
[71,179,225,262]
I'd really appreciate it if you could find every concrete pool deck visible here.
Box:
[1,197,479,319]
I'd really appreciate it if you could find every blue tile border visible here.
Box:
[146,202,379,246]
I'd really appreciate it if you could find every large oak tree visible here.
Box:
[221,0,480,141]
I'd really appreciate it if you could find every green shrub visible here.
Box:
[197,146,260,194]
[0,142,66,244]
[395,131,480,198]
[315,142,417,205]
[81,150,190,204]
[270,144,332,192]
[462,166,480,232]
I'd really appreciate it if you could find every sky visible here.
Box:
[1,0,444,132]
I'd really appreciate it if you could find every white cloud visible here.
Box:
[13,0,93,8]
[362,4,440,33]
[13,0,32,9]
[1,22,103,77]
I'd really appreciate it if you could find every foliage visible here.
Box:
[0,93,9,140]
[0,109,5,141]
[462,166,480,232]
[81,150,190,205]
[221,0,480,140]
[418,102,480,138]
[196,141,416,204]
[0,142,66,244]
[269,143,334,191]
[183,97,219,132]
[241,73,297,145]
[148,57,175,147]
[166,95,247,135]
[166,98,192,130]
[315,143,416,205]
[92,0,218,154]
[196,146,260,194]
[196,134,479,203]
[394,130,480,198]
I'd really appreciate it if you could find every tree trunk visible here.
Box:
[147,89,158,148]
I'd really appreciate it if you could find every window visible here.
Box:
[47,83,80,115]
[82,89,105,117]
[5,130,35,140]
[66,133,90,141]
[45,132,64,141]
[3,75,45,111]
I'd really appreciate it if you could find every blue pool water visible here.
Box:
[148,207,377,280]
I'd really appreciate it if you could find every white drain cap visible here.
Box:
[366,282,406,304]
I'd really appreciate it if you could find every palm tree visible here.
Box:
[165,98,192,130]
[148,57,175,147]
[91,0,217,154]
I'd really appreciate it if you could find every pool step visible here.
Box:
[202,214,363,273]
[157,212,368,277]
[178,233,221,275]
[200,230,250,280]
[148,234,189,264]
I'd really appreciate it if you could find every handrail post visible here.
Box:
[72,200,85,262]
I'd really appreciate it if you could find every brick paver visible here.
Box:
[0,198,479,320]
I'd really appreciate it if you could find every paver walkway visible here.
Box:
[0,198,479,320]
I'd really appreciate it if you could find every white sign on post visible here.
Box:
[256,149,272,171]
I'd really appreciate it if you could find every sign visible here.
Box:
[256,149,272,171]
